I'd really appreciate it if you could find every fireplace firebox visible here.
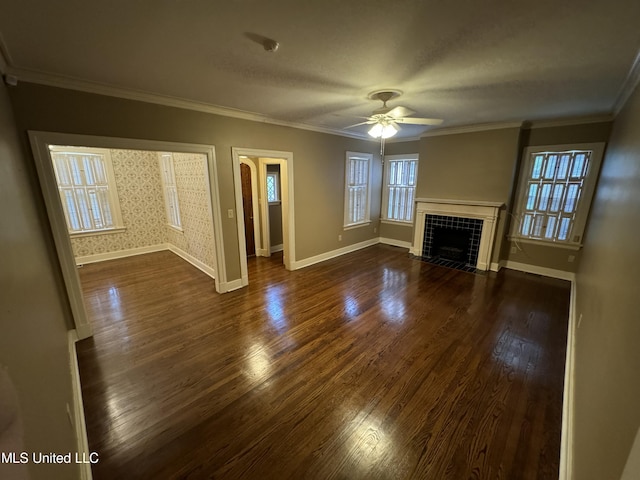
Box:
[421,214,483,271]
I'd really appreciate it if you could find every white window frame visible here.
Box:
[266,171,281,205]
[344,151,373,229]
[49,145,124,237]
[382,154,419,224]
[158,152,183,231]
[510,142,605,249]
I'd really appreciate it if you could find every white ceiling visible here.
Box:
[1,0,639,138]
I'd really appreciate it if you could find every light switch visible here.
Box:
[227,209,234,218]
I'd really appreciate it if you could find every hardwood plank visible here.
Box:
[76,245,569,479]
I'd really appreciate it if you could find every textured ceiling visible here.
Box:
[1,0,639,138]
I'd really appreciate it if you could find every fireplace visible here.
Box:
[411,199,502,271]
[433,227,471,262]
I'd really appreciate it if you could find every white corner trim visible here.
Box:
[9,66,370,141]
[504,260,576,282]
[421,121,523,137]
[270,244,284,253]
[74,244,168,265]
[291,238,379,270]
[614,48,640,116]
[559,278,577,480]
[68,330,93,480]
[379,237,411,249]
[167,245,216,280]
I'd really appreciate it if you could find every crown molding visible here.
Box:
[385,135,422,143]
[6,66,375,142]
[421,121,523,138]
[523,114,614,129]
[613,48,640,116]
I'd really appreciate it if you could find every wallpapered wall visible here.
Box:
[166,152,216,270]
[71,149,166,256]
[70,149,215,273]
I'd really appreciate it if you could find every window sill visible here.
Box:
[381,219,413,226]
[507,235,582,251]
[167,225,184,233]
[344,221,371,231]
[268,201,281,206]
[69,227,126,238]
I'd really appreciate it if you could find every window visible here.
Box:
[382,154,418,223]
[266,171,280,204]
[50,146,123,235]
[512,143,604,247]
[159,153,182,230]
[344,151,372,227]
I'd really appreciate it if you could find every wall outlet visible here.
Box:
[568,255,575,262]
[338,234,342,241]
[227,209,234,218]
[510,246,517,254]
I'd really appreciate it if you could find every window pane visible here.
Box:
[550,184,564,212]
[544,155,557,179]
[564,184,580,213]
[538,183,552,211]
[557,154,570,180]
[532,155,544,179]
[558,217,571,241]
[545,216,556,239]
[526,184,538,210]
[521,214,533,236]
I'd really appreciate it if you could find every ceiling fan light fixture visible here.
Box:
[368,122,397,139]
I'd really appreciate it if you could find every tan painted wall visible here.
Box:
[168,152,216,269]
[572,88,640,479]
[70,149,167,257]
[501,121,613,272]
[417,127,521,263]
[8,82,380,281]
[0,82,78,478]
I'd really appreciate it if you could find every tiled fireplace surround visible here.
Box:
[410,199,502,271]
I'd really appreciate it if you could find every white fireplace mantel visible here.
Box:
[411,198,503,271]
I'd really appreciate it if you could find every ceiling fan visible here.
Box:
[346,90,443,140]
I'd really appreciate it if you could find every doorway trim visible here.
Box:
[239,158,262,256]
[232,147,295,284]
[29,131,230,338]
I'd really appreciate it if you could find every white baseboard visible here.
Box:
[504,260,576,281]
[75,244,167,265]
[270,244,284,254]
[490,261,504,272]
[291,238,379,270]
[221,278,244,292]
[167,245,216,281]
[559,278,577,480]
[68,330,93,480]
[379,237,411,249]
[257,248,269,257]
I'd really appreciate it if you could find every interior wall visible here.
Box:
[167,152,216,268]
[266,164,284,248]
[8,82,381,279]
[501,121,613,272]
[70,148,167,258]
[0,81,78,479]
[572,86,640,479]
[417,127,521,263]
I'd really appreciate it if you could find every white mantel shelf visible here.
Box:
[411,199,503,271]
[414,198,504,208]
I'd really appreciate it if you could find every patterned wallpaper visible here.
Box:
[71,149,167,257]
[166,153,216,270]
[70,149,216,275]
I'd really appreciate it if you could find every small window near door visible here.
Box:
[266,171,280,204]
[50,146,124,236]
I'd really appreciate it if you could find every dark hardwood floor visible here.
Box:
[76,245,570,479]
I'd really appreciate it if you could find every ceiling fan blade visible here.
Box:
[344,120,374,129]
[394,117,444,126]
[385,106,416,118]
